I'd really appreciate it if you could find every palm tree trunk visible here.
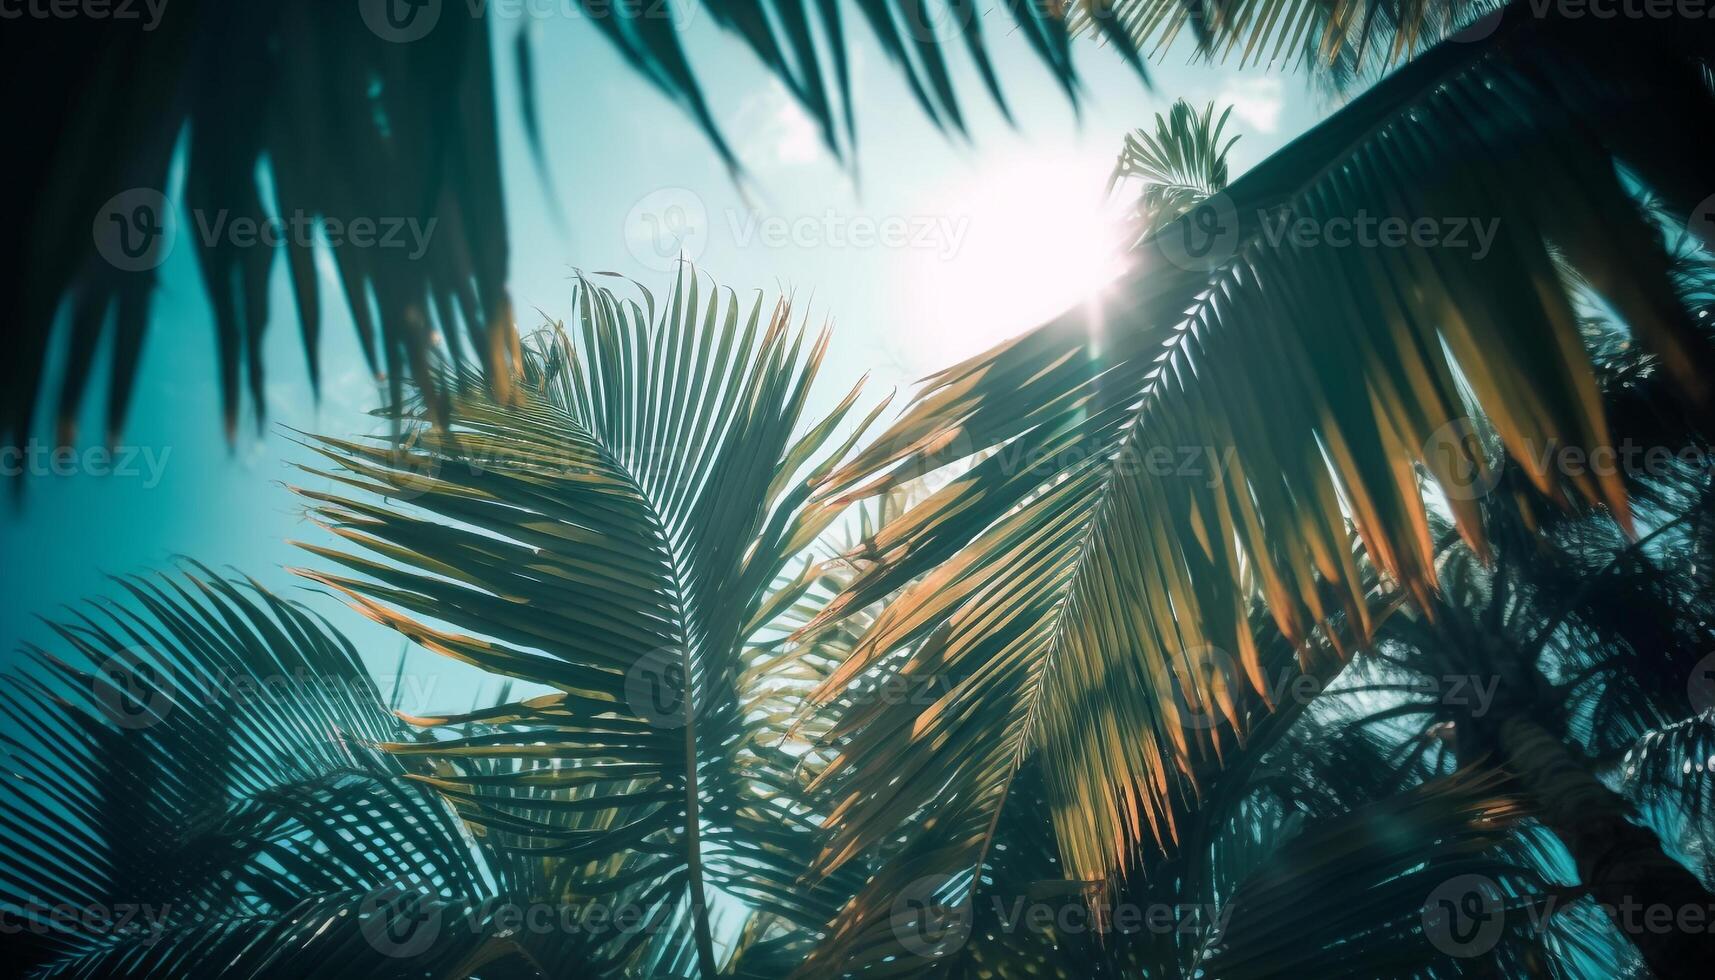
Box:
[1496,716,1714,978]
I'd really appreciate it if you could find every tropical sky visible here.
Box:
[0,10,1329,700]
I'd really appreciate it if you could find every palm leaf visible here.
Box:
[1084,0,1507,83]
[789,8,1715,962]
[0,566,523,978]
[3,1,1149,455]
[1196,770,1567,979]
[289,268,885,977]
[1110,98,1239,244]
[1,7,521,450]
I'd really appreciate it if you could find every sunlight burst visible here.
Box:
[896,149,1131,375]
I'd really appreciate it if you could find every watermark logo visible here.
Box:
[188,209,437,260]
[726,209,969,259]
[360,0,441,42]
[93,188,174,272]
[0,902,170,943]
[1449,6,1506,41]
[1689,192,1715,250]
[359,888,444,958]
[92,650,177,730]
[0,0,168,29]
[1422,874,1505,957]
[626,646,690,728]
[1423,417,1502,501]
[92,660,443,732]
[1172,645,1243,731]
[1690,653,1715,715]
[625,188,709,273]
[1422,418,1710,502]
[380,427,444,502]
[890,875,973,959]
[1257,208,1500,258]
[1,440,172,486]
[1172,661,1501,730]
[895,0,974,44]
[1155,193,1240,272]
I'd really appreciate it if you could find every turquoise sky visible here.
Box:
[0,8,1330,705]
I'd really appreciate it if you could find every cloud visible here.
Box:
[1215,78,1285,134]
[736,83,824,170]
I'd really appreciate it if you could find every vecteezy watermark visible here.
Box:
[93,188,175,272]
[93,651,178,730]
[1690,193,1715,248]
[189,210,437,260]
[727,210,970,260]
[0,902,171,944]
[890,875,974,959]
[1171,646,1501,731]
[94,188,437,272]
[1422,417,1712,502]
[1448,5,1507,41]
[626,645,943,728]
[1155,193,1241,273]
[359,889,661,958]
[889,876,1230,959]
[1422,417,1502,501]
[1423,875,1715,958]
[1255,208,1499,259]
[1152,194,1501,272]
[1525,0,1715,18]
[622,186,971,272]
[360,0,694,43]
[1422,874,1508,957]
[91,654,444,731]
[625,646,691,729]
[360,0,441,41]
[624,188,709,273]
[0,440,171,487]
[1690,652,1715,715]
[0,0,168,29]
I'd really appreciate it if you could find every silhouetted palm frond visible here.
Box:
[0,566,529,978]
[290,268,885,977]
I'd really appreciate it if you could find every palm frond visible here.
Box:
[3,1,1151,455]
[1615,714,1715,888]
[1,7,521,451]
[790,12,1715,954]
[290,268,885,977]
[0,566,506,978]
[598,0,1145,160]
[1083,0,1507,85]
[1110,98,1239,245]
[1196,770,1572,978]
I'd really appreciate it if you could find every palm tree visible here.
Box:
[283,267,897,977]
[0,566,543,977]
[0,268,903,978]
[3,1,1143,452]
[789,5,1715,975]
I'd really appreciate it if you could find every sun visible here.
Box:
[892,148,1131,375]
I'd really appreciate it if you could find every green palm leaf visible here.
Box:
[0,566,527,978]
[2,8,522,450]
[3,2,1146,455]
[1110,98,1240,244]
[1083,0,1506,83]
[290,268,884,977]
[789,9,1715,966]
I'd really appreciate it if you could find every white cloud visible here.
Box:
[736,83,824,170]
[1215,78,1285,134]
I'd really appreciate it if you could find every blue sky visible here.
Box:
[0,7,1331,703]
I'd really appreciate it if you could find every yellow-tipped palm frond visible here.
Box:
[792,10,1715,971]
